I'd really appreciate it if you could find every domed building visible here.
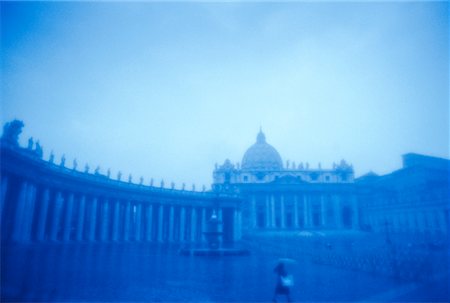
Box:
[241,130,283,171]
[213,130,358,234]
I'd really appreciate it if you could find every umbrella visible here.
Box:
[277,258,297,264]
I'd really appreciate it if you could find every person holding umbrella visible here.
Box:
[272,259,294,303]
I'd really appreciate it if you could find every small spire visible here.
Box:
[256,128,266,143]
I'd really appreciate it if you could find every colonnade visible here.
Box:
[1,177,242,244]
[249,193,359,230]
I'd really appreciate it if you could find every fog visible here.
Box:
[2,1,448,188]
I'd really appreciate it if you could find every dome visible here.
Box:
[241,130,283,171]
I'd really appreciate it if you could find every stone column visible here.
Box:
[201,208,206,242]
[303,195,310,228]
[124,201,131,241]
[191,208,197,242]
[233,209,241,241]
[158,205,164,242]
[37,188,50,241]
[135,203,142,241]
[112,200,120,241]
[180,207,186,242]
[76,195,86,241]
[12,181,29,241]
[293,195,299,228]
[100,200,110,242]
[250,195,256,228]
[351,195,359,229]
[236,209,242,240]
[51,192,64,241]
[1,176,8,214]
[334,195,342,229]
[270,195,276,228]
[168,206,175,242]
[280,195,286,228]
[320,195,326,228]
[145,204,153,241]
[63,193,75,242]
[265,195,270,228]
[88,197,98,241]
[22,184,37,242]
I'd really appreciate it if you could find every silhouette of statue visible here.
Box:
[95,166,100,175]
[73,159,78,170]
[160,179,164,188]
[60,154,66,167]
[117,171,122,181]
[1,120,24,146]
[171,182,175,189]
[140,177,144,185]
[85,164,90,173]
[150,178,154,186]
[202,185,206,192]
[35,141,43,158]
[28,137,34,149]
[107,168,111,178]
[192,184,196,191]
[128,174,132,183]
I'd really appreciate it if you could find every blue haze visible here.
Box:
[1,2,448,188]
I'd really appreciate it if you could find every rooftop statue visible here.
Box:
[49,151,55,163]
[171,182,175,189]
[117,171,122,181]
[28,137,34,149]
[160,179,164,188]
[95,166,100,175]
[35,141,43,158]
[85,164,90,173]
[140,177,144,185]
[73,159,78,170]
[60,154,66,167]
[128,174,132,183]
[1,119,24,147]
[107,168,111,178]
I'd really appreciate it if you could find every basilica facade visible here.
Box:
[213,130,359,234]
[213,130,449,238]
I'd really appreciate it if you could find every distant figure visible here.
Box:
[273,262,292,303]
[35,141,43,158]
[60,154,66,167]
[49,151,55,164]
[27,137,34,149]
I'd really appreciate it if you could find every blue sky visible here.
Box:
[1,2,448,189]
